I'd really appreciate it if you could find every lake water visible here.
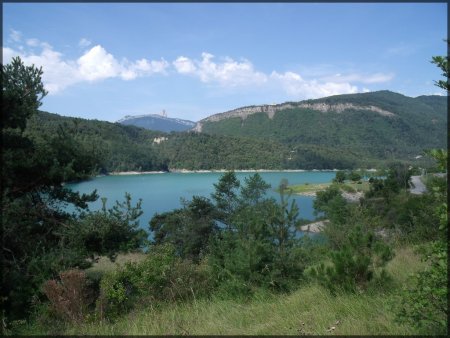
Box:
[66,171,336,231]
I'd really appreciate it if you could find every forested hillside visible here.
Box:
[26,112,168,173]
[25,91,445,173]
[25,111,296,172]
[199,91,446,167]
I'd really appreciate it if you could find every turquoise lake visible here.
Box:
[66,171,336,230]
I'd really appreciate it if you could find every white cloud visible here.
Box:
[174,53,267,87]
[10,29,22,42]
[3,44,81,93]
[120,58,169,80]
[199,53,268,87]
[26,38,40,47]
[173,56,197,74]
[2,47,17,63]
[77,45,121,81]
[76,45,170,82]
[3,37,170,94]
[79,38,92,48]
[270,71,359,99]
[2,31,384,100]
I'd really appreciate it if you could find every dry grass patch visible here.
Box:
[85,251,146,280]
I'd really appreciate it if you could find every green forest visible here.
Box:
[23,102,444,173]
[1,55,447,335]
[200,91,446,169]
[20,86,446,173]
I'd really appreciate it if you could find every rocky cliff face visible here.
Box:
[193,102,394,132]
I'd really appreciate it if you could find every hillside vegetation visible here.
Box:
[26,91,445,173]
[200,91,446,168]
[3,56,447,336]
[34,248,424,335]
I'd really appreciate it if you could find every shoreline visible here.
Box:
[105,168,342,176]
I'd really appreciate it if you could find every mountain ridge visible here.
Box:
[118,113,195,132]
[194,90,446,168]
[193,90,445,132]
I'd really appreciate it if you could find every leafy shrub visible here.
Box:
[42,269,95,324]
[395,154,447,335]
[309,226,393,295]
[395,241,448,335]
[349,170,362,182]
[209,195,307,296]
[333,170,347,183]
[97,244,214,320]
[150,196,217,262]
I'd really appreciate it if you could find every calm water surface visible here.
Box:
[67,171,336,230]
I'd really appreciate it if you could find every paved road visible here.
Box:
[410,175,427,195]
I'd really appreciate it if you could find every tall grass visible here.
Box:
[85,251,147,280]
[59,246,425,335]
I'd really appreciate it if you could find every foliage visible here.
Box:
[333,170,347,183]
[425,148,447,172]
[365,163,412,200]
[309,225,393,295]
[430,40,449,91]
[157,131,290,170]
[394,47,448,334]
[313,184,351,227]
[13,248,427,336]
[42,269,96,324]
[395,241,448,335]
[395,146,448,335]
[97,244,213,320]
[22,90,447,173]
[348,170,362,182]
[1,56,47,131]
[211,171,241,225]
[25,111,167,173]
[208,173,307,297]
[1,57,149,324]
[239,173,271,205]
[69,193,148,261]
[201,90,446,169]
[148,173,308,297]
[149,196,217,261]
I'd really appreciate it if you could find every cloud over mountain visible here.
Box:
[3,30,395,100]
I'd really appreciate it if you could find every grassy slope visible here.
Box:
[62,247,425,335]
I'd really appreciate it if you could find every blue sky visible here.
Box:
[3,3,447,122]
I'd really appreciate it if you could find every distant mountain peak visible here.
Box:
[117,113,195,132]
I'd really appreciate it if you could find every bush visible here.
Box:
[42,269,96,324]
[395,241,448,335]
[309,225,393,295]
[349,170,362,182]
[340,184,356,193]
[97,244,214,320]
[333,170,347,183]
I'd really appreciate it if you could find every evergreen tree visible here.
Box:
[1,57,146,322]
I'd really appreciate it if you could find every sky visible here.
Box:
[2,2,448,122]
